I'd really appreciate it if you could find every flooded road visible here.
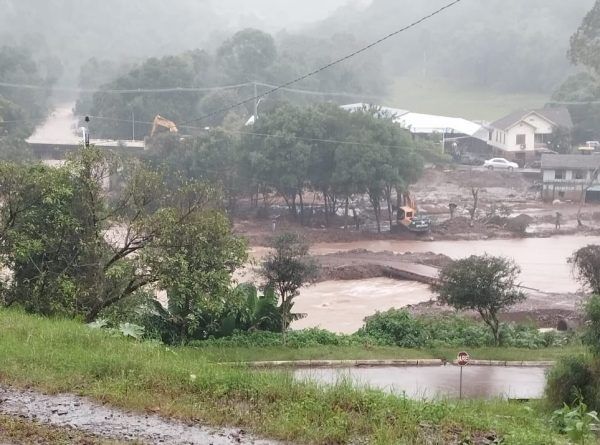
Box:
[295,366,547,400]
[295,278,433,333]
[26,102,80,145]
[311,235,600,293]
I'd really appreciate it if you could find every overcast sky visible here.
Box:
[210,0,372,30]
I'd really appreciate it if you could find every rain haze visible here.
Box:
[2,1,600,443]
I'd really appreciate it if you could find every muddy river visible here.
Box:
[295,365,547,400]
[286,235,600,332]
[311,235,600,293]
[295,279,433,333]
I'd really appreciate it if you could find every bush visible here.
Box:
[190,328,386,349]
[357,310,568,349]
[546,356,600,411]
[358,309,427,348]
[583,295,600,355]
[185,311,572,350]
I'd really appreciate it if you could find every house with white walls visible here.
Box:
[488,108,572,165]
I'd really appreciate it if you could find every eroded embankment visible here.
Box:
[315,249,450,284]
[0,385,279,445]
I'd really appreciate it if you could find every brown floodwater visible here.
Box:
[310,235,600,293]
[294,365,547,400]
[295,278,434,333]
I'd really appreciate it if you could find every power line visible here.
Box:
[180,0,464,125]
[87,115,413,150]
[0,81,253,94]
[0,79,386,101]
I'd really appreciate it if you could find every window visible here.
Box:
[555,170,565,180]
[558,191,565,198]
[535,134,546,144]
[516,134,526,147]
[575,170,585,180]
[489,130,493,141]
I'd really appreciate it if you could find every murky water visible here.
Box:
[295,278,434,333]
[295,366,547,400]
[311,235,600,293]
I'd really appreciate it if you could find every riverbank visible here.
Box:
[0,309,576,444]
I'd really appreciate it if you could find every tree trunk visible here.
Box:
[324,193,329,227]
[298,191,305,225]
[344,197,349,231]
[385,186,393,231]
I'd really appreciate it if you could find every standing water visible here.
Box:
[295,365,547,400]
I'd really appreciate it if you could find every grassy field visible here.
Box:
[198,344,586,363]
[388,76,548,121]
[0,309,580,444]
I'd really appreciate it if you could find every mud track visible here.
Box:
[0,385,280,445]
[316,249,451,284]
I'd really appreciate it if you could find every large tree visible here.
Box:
[0,147,246,322]
[570,1,600,76]
[433,255,526,346]
[569,244,600,295]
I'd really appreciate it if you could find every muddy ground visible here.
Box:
[234,168,597,330]
[235,167,600,246]
[0,386,278,445]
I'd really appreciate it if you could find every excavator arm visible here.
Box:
[150,115,178,137]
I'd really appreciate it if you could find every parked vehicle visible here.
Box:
[483,158,519,171]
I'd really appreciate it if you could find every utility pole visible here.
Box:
[253,82,259,120]
[132,110,135,141]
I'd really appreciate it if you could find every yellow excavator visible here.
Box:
[150,115,178,137]
[396,193,431,234]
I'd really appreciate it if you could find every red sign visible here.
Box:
[457,351,470,366]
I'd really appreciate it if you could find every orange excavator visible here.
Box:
[396,193,431,234]
[150,115,178,137]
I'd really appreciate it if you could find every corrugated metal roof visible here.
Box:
[395,112,482,136]
[340,103,484,137]
[541,154,600,170]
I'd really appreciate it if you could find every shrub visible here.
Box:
[583,295,600,356]
[358,309,427,348]
[190,328,386,349]
[546,356,600,411]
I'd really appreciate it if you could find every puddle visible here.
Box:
[295,366,547,400]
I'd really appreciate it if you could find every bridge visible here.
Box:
[26,136,145,158]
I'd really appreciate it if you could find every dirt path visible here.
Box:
[0,386,280,445]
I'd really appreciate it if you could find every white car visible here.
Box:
[483,158,519,171]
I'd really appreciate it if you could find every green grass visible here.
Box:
[197,344,585,363]
[0,414,131,444]
[389,76,548,121]
[0,309,576,444]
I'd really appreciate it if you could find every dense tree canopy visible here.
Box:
[0,45,54,161]
[80,28,388,139]
[0,147,247,322]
